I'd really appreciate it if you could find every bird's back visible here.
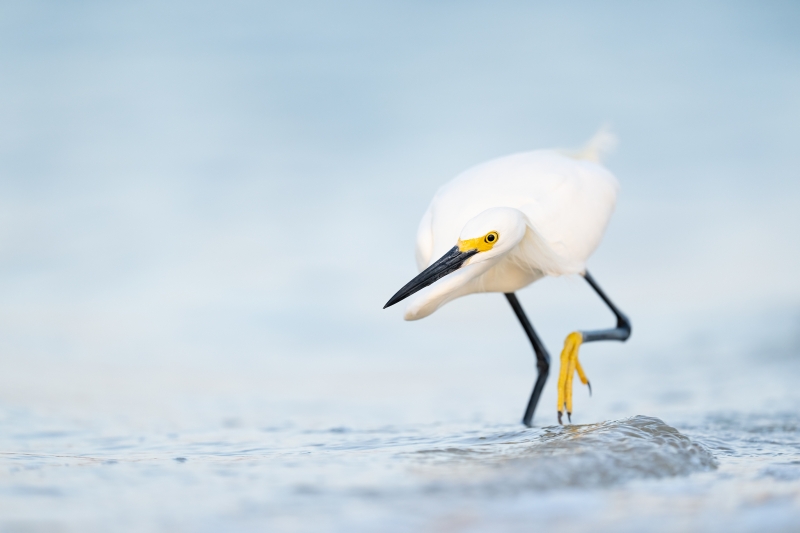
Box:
[416,149,619,275]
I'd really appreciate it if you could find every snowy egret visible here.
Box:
[384,131,631,426]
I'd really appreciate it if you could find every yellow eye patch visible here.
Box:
[458,231,499,253]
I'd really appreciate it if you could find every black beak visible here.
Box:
[383,246,478,309]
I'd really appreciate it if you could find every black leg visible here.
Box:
[580,271,632,343]
[505,293,550,427]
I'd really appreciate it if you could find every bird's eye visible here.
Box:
[485,232,498,244]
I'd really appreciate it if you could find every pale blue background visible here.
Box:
[0,1,798,426]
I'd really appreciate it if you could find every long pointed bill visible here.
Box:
[384,246,478,309]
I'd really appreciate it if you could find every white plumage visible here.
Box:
[404,132,619,320]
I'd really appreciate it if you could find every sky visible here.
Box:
[0,1,798,424]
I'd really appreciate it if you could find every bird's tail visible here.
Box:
[562,126,617,163]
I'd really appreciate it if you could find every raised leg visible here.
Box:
[505,293,550,427]
[581,270,632,343]
[556,270,632,423]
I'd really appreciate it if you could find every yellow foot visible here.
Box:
[556,331,591,424]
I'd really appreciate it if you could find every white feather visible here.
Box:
[404,132,620,320]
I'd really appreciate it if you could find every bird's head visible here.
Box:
[455,207,527,263]
[383,207,527,314]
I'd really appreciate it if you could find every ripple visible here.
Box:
[760,461,800,482]
[415,415,718,492]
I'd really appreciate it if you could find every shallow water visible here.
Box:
[0,293,798,533]
[1,402,799,532]
[1,2,800,531]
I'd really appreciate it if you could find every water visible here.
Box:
[1,352,799,532]
[1,2,799,531]
[0,412,797,532]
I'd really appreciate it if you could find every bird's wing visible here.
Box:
[516,154,618,268]
[424,150,619,269]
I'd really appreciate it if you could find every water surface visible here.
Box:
[1,401,798,532]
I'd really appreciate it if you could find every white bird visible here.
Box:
[384,130,631,426]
